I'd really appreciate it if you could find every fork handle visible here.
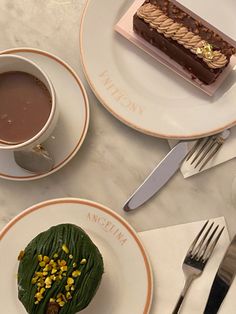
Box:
[172,275,195,314]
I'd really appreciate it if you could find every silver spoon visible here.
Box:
[14,144,54,174]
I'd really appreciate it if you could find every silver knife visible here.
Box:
[204,235,236,314]
[123,141,190,211]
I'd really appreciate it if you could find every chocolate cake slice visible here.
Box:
[133,0,236,84]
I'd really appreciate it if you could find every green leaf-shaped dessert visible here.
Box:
[17,224,104,314]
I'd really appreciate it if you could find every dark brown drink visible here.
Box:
[0,71,52,144]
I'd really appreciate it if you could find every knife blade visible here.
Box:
[123,141,190,211]
[204,235,236,314]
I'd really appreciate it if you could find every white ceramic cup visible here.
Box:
[0,54,58,151]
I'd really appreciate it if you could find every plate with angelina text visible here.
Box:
[80,0,236,139]
[0,198,153,313]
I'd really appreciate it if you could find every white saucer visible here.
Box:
[0,48,89,181]
[0,198,153,314]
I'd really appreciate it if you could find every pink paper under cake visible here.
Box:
[115,0,236,96]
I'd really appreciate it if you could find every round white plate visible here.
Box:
[80,0,236,139]
[0,48,89,181]
[0,198,153,314]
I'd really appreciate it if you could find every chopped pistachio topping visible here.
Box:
[43,264,52,272]
[72,270,81,278]
[39,261,46,267]
[43,256,50,263]
[66,291,72,300]
[67,277,74,285]
[38,255,43,262]
[80,258,87,265]
[34,288,46,304]
[62,244,69,254]
[31,252,88,308]
[45,277,52,288]
[60,265,68,272]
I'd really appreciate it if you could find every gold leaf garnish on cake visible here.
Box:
[196,41,214,60]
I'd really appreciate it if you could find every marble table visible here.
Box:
[1,0,236,238]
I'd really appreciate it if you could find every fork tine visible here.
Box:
[189,137,215,164]
[191,222,214,257]
[187,220,209,254]
[198,142,223,171]
[203,227,224,262]
[186,139,202,161]
[186,130,230,173]
[193,139,217,168]
[197,224,219,260]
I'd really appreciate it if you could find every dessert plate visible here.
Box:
[0,198,153,314]
[0,48,89,181]
[80,0,236,139]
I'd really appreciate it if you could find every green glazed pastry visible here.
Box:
[17,224,104,314]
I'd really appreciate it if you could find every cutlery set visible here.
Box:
[124,130,231,212]
[123,129,234,313]
[172,221,236,314]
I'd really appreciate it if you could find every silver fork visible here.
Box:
[186,129,230,171]
[172,220,224,314]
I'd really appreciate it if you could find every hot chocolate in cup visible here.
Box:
[0,54,58,151]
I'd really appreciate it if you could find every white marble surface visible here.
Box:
[0,0,236,238]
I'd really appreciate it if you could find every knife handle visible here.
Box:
[204,275,229,314]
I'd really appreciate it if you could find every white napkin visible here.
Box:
[139,217,236,314]
[168,127,236,178]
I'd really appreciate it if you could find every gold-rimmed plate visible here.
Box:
[0,198,153,313]
[80,0,236,139]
